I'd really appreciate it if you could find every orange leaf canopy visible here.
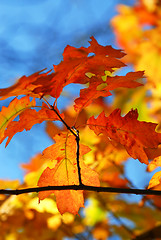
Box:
[38,132,100,215]
[88,109,161,164]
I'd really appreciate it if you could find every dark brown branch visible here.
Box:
[49,104,77,137]
[72,127,82,185]
[0,185,161,196]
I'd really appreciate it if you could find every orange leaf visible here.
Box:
[0,69,53,100]
[38,132,100,215]
[74,82,111,112]
[101,171,128,188]
[2,103,64,146]
[21,153,43,173]
[74,71,144,112]
[87,36,126,58]
[147,155,161,172]
[45,121,62,140]
[104,71,144,91]
[87,109,161,164]
[0,96,36,144]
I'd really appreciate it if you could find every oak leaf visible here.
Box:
[87,36,126,58]
[87,109,161,164]
[104,71,144,91]
[38,132,100,215]
[0,70,53,100]
[74,82,111,112]
[0,37,126,101]
[0,96,35,143]
[74,71,144,112]
[1,102,64,146]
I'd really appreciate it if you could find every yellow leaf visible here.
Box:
[27,198,59,214]
[148,171,161,189]
[47,215,62,230]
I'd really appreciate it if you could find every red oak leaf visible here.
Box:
[1,102,64,147]
[87,36,126,58]
[87,109,161,164]
[74,71,144,112]
[0,70,53,100]
[74,82,111,112]
[0,96,36,143]
[104,71,144,90]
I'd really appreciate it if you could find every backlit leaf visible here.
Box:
[0,96,35,144]
[2,103,64,146]
[74,71,144,112]
[0,70,52,100]
[87,109,161,164]
[74,82,111,112]
[148,171,161,190]
[38,132,100,214]
[104,71,144,91]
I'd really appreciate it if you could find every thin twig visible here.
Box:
[49,104,77,137]
[72,127,82,185]
[0,185,161,196]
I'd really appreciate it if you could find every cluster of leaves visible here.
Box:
[0,34,161,239]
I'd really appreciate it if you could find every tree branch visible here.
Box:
[72,127,82,185]
[0,185,161,196]
[49,103,77,137]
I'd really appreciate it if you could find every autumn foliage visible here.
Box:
[1,1,161,237]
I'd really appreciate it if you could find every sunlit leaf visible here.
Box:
[38,132,100,215]
[88,109,161,164]
[0,96,35,144]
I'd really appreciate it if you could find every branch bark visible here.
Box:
[0,185,161,196]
